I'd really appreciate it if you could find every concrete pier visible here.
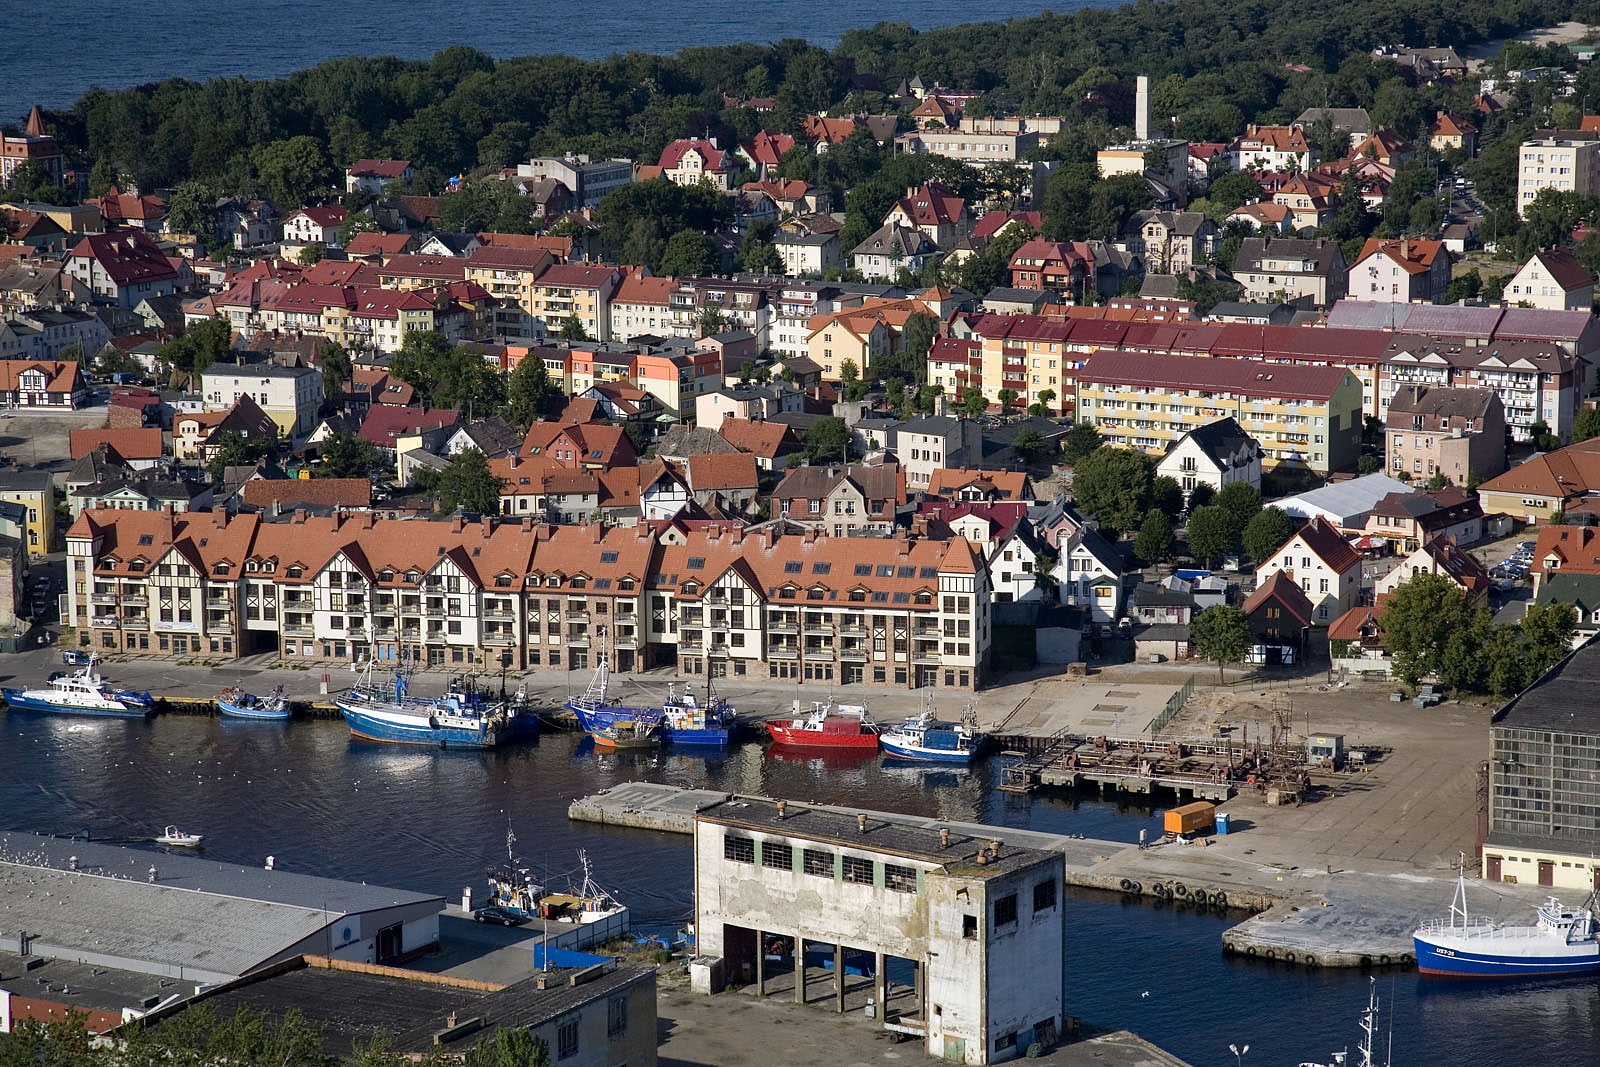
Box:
[569,781,1557,969]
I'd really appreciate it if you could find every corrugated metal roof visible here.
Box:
[1272,474,1412,524]
[1395,304,1503,337]
[0,834,441,980]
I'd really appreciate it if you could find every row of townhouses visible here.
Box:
[65,509,991,690]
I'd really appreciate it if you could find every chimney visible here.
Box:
[857,813,868,833]
[451,515,465,533]
[938,827,950,848]
[988,839,1002,859]
[776,800,787,819]
[1135,74,1151,142]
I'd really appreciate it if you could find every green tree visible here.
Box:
[1134,508,1174,564]
[1574,407,1600,443]
[1214,481,1262,542]
[466,1026,552,1067]
[959,387,988,417]
[1150,475,1185,520]
[890,311,940,383]
[658,228,718,277]
[1013,428,1048,464]
[996,387,1019,413]
[1522,601,1579,678]
[319,432,382,478]
[298,242,326,266]
[1186,504,1234,566]
[318,340,353,409]
[254,135,334,206]
[803,416,851,463]
[506,354,563,429]
[1061,422,1102,465]
[1190,604,1251,683]
[204,430,275,482]
[435,447,501,515]
[558,315,589,341]
[390,331,503,413]
[839,358,868,402]
[1027,388,1058,417]
[1241,506,1292,563]
[1187,482,1216,510]
[155,316,233,386]
[1379,571,1476,688]
[339,212,381,246]
[1071,446,1153,536]
[164,180,218,247]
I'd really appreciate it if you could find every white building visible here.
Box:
[693,797,1065,1065]
[1253,516,1363,625]
[201,364,323,438]
[1517,136,1600,218]
[1155,417,1262,496]
[1505,248,1595,310]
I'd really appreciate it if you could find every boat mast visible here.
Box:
[1355,976,1378,1067]
[1449,850,1470,929]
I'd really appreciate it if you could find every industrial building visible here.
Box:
[1485,640,1600,891]
[0,832,443,985]
[693,797,1065,1065]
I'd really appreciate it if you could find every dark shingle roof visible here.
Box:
[1493,639,1600,732]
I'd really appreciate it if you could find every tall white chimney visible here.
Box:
[1135,75,1151,142]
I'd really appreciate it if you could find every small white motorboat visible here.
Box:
[156,826,202,847]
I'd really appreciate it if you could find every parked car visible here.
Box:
[472,905,528,926]
[60,649,93,666]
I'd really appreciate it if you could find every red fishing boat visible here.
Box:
[766,700,879,751]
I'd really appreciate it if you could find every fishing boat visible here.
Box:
[485,832,630,931]
[878,700,982,763]
[2,658,153,718]
[766,699,879,751]
[1298,977,1391,1066]
[1413,853,1600,977]
[217,685,289,720]
[155,826,202,847]
[567,637,734,746]
[336,661,512,748]
[589,716,660,751]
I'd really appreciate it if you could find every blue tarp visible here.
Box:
[532,945,613,969]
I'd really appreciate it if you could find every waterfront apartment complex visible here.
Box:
[1074,351,1362,472]
[66,510,990,690]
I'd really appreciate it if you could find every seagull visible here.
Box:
[1140,991,1150,998]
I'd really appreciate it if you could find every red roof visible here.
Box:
[346,231,414,256]
[687,451,759,491]
[68,230,179,288]
[290,206,347,229]
[70,427,162,461]
[1242,569,1316,626]
[658,139,732,172]
[536,263,618,289]
[742,131,797,167]
[1076,350,1352,401]
[357,406,460,447]
[1290,516,1363,573]
[242,478,372,510]
[1355,238,1445,274]
[972,211,1040,240]
[347,159,412,179]
[1527,248,1594,292]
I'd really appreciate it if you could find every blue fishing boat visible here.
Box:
[878,701,982,763]
[336,662,512,748]
[2,658,152,718]
[217,685,289,720]
[1414,854,1600,977]
[566,638,734,746]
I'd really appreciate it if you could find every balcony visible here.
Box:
[679,640,705,655]
[912,647,941,665]
[802,622,834,635]
[613,632,640,649]
[840,646,870,661]
[91,593,117,605]
[803,644,836,658]
[767,619,798,634]
[768,645,799,659]
[565,610,589,622]
[839,623,867,636]
[91,615,119,628]
[282,624,314,637]
[119,594,147,607]
[400,628,421,640]
[483,606,515,619]
[566,632,590,647]
[483,631,516,646]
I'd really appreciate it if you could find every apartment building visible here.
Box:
[894,128,1039,166]
[772,464,907,537]
[201,364,323,438]
[464,246,556,341]
[610,273,680,342]
[966,314,1073,416]
[1232,237,1348,307]
[1346,238,1450,304]
[1517,135,1600,217]
[515,156,635,211]
[1382,385,1506,485]
[528,264,620,342]
[65,510,989,690]
[1074,351,1362,473]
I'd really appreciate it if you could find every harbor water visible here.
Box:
[3,712,1597,1065]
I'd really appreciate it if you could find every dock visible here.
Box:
[568,782,1556,969]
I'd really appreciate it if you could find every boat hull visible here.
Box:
[767,723,879,750]
[1413,933,1600,977]
[591,735,658,751]
[570,700,730,746]
[218,697,290,721]
[337,702,510,748]
[879,736,978,762]
[2,688,152,718]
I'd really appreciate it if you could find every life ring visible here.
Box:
[1379,954,1391,966]
[1174,883,1188,897]
[1120,878,1134,891]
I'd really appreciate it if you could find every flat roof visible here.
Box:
[0,950,181,1013]
[698,796,1056,876]
[1493,640,1600,733]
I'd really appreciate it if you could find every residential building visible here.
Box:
[69,428,163,472]
[1374,534,1490,603]
[0,358,88,408]
[737,132,797,180]
[528,263,620,342]
[1227,202,1293,233]
[71,476,210,517]
[1096,139,1189,192]
[1429,112,1478,156]
[514,156,634,211]
[1228,125,1318,173]
[1531,524,1600,594]
[64,230,180,308]
[1382,385,1505,485]
[280,206,346,250]
[1483,639,1600,890]
[1232,237,1347,307]
[926,468,1033,503]
[201,364,323,438]
[1346,238,1450,304]
[772,464,907,537]
[1477,437,1600,524]
[961,314,1072,417]
[1154,417,1263,496]
[882,183,970,248]
[1358,489,1484,553]
[344,159,414,195]
[1294,107,1374,149]
[0,309,110,363]
[686,452,760,512]
[657,139,738,191]
[1505,248,1594,310]
[0,107,63,186]
[631,344,722,416]
[1253,516,1362,624]
[1271,175,1340,230]
[1517,136,1600,217]
[894,127,1039,166]
[1120,211,1218,274]
[1007,240,1087,299]
[0,470,55,554]
[693,799,1063,1064]
[1532,572,1600,643]
[853,223,938,281]
[66,510,990,689]
[807,308,891,381]
[694,382,804,428]
[882,416,983,491]
[609,272,678,342]
[774,229,842,277]
[1241,570,1316,664]
[463,245,556,341]
[1074,351,1362,473]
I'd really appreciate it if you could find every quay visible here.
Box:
[569,781,1555,969]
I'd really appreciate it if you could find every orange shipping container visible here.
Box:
[1164,801,1216,835]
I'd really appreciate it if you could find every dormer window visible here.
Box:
[287,566,303,579]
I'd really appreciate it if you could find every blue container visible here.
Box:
[1215,811,1231,835]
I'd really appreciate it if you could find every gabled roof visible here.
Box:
[346,159,412,179]
[687,451,759,492]
[241,478,371,510]
[1410,535,1490,595]
[1354,237,1446,273]
[1284,516,1362,573]
[1478,437,1600,499]
[889,182,966,228]
[1242,569,1316,625]
[1522,248,1594,292]
[926,467,1032,501]
[68,231,178,287]
[741,131,798,167]
[1167,417,1260,467]
[357,406,460,447]
[658,139,732,172]
[1327,603,1385,642]
[286,205,347,229]
[717,416,792,460]
[853,222,937,259]
[1076,350,1351,401]
[69,427,162,461]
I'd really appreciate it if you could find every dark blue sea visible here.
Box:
[1,712,1596,1065]
[2,0,1098,125]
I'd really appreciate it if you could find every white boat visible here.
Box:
[879,699,982,763]
[156,826,202,847]
[1298,977,1390,1067]
[2,658,153,718]
[1413,852,1600,977]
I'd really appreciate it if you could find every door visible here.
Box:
[1486,855,1502,883]
[376,922,401,962]
[1539,860,1555,887]
[942,1036,965,1061]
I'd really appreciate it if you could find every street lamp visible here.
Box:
[1230,1043,1249,1067]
